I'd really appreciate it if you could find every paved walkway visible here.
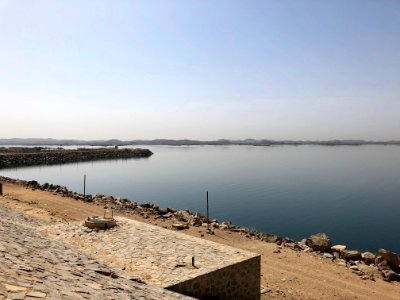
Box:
[0,205,192,300]
[44,217,258,287]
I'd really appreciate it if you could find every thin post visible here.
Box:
[83,174,86,200]
[0,182,3,196]
[206,191,209,231]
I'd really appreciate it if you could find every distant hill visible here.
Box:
[0,138,399,147]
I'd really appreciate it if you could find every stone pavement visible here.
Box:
[0,205,193,300]
[44,217,259,288]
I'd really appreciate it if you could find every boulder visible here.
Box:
[305,233,332,252]
[378,249,400,272]
[172,223,189,230]
[331,245,346,252]
[361,252,376,265]
[381,270,400,282]
[341,250,362,261]
[261,233,283,245]
[190,216,203,227]
[175,210,191,222]
[161,212,173,219]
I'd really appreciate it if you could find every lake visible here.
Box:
[1,145,399,253]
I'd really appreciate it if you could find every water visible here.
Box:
[1,145,400,253]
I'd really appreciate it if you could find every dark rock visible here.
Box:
[378,249,400,272]
[341,250,362,261]
[361,252,376,265]
[260,233,283,245]
[306,233,332,252]
[381,270,400,282]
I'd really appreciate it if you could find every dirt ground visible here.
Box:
[1,182,399,299]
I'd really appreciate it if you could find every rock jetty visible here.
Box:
[0,147,152,169]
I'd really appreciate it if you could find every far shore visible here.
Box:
[1,138,400,147]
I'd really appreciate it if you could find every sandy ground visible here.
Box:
[1,182,399,300]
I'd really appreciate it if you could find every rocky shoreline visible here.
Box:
[1,175,399,283]
[0,147,153,169]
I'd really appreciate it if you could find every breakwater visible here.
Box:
[0,147,153,169]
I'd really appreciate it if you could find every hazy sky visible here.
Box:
[1,0,399,140]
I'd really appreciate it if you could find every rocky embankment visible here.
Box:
[1,176,400,284]
[0,147,153,169]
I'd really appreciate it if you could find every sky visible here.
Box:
[0,0,399,141]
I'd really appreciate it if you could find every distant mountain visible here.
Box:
[0,138,399,147]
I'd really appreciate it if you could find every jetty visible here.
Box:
[0,147,153,169]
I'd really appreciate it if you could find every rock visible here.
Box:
[172,223,188,230]
[331,245,346,252]
[260,233,283,245]
[260,287,272,294]
[376,260,391,271]
[375,255,384,265]
[336,259,347,267]
[190,216,203,227]
[323,253,334,259]
[284,242,302,251]
[211,222,219,229]
[299,238,307,246]
[4,285,27,292]
[26,291,47,298]
[378,249,400,272]
[361,252,376,265]
[305,233,332,252]
[219,224,229,230]
[381,270,400,282]
[6,292,26,300]
[341,250,362,261]
[175,210,190,222]
[161,212,173,219]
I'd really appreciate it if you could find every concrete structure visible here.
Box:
[0,205,193,300]
[167,256,260,299]
[45,217,261,299]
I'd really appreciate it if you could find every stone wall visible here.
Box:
[166,256,261,300]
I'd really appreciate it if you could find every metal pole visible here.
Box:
[206,191,209,231]
[83,174,86,200]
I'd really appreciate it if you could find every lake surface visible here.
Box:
[1,145,399,253]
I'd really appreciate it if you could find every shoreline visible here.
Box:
[1,175,399,284]
[1,177,400,299]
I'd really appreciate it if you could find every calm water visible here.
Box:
[1,145,400,253]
